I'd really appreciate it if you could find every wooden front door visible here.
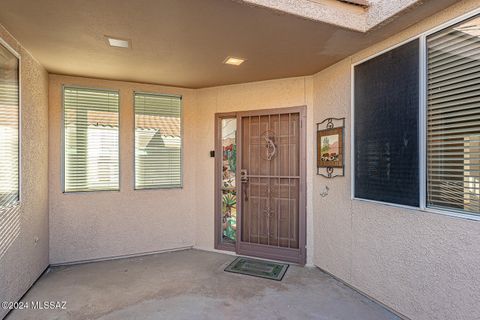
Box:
[236,107,306,264]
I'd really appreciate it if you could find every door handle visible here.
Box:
[241,169,248,201]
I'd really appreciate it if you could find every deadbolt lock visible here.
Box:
[241,169,248,183]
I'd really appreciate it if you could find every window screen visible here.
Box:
[427,14,480,215]
[134,93,182,189]
[354,40,420,207]
[0,42,19,207]
[63,87,119,192]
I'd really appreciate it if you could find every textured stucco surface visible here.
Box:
[241,0,425,32]
[194,77,315,265]
[0,25,49,320]
[240,0,366,31]
[49,75,316,265]
[312,1,480,319]
[48,75,197,264]
[365,0,419,30]
[3,1,479,319]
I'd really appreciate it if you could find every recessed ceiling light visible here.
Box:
[224,57,245,66]
[106,36,130,48]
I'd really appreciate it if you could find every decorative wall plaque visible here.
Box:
[317,118,345,178]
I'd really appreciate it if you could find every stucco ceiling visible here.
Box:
[0,0,461,88]
[240,0,424,32]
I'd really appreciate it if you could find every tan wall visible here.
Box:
[194,77,315,264]
[48,75,197,264]
[48,75,316,265]
[312,1,480,319]
[0,26,49,319]
[17,0,480,318]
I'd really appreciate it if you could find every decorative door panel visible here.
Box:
[237,108,306,264]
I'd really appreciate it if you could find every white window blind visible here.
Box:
[64,87,119,192]
[426,14,480,215]
[134,92,182,189]
[0,42,19,208]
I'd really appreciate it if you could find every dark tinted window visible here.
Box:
[354,40,420,207]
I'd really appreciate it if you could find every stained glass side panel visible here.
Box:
[221,118,237,244]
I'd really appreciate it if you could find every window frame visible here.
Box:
[133,91,183,190]
[0,37,21,206]
[351,7,480,221]
[61,85,121,193]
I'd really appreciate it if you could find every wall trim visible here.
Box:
[194,246,310,266]
[316,265,411,320]
[50,246,193,266]
[2,266,50,320]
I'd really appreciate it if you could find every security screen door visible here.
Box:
[236,107,306,264]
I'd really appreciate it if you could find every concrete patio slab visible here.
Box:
[6,249,399,320]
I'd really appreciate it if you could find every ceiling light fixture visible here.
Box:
[106,36,130,48]
[224,56,245,66]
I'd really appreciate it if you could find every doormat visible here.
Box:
[224,257,289,281]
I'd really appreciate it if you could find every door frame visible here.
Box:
[214,106,307,265]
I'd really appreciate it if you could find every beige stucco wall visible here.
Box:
[194,77,315,265]
[48,75,197,264]
[0,25,49,319]
[312,1,480,319]
[48,75,315,265]
[21,0,480,318]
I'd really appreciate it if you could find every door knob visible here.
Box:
[241,169,248,183]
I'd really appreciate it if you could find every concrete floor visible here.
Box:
[6,249,399,320]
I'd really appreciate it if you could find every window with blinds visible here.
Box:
[427,14,480,215]
[63,87,119,192]
[134,93,182,189]
[0,42,19,208]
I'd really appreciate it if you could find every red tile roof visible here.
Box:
[80,111,181,137]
